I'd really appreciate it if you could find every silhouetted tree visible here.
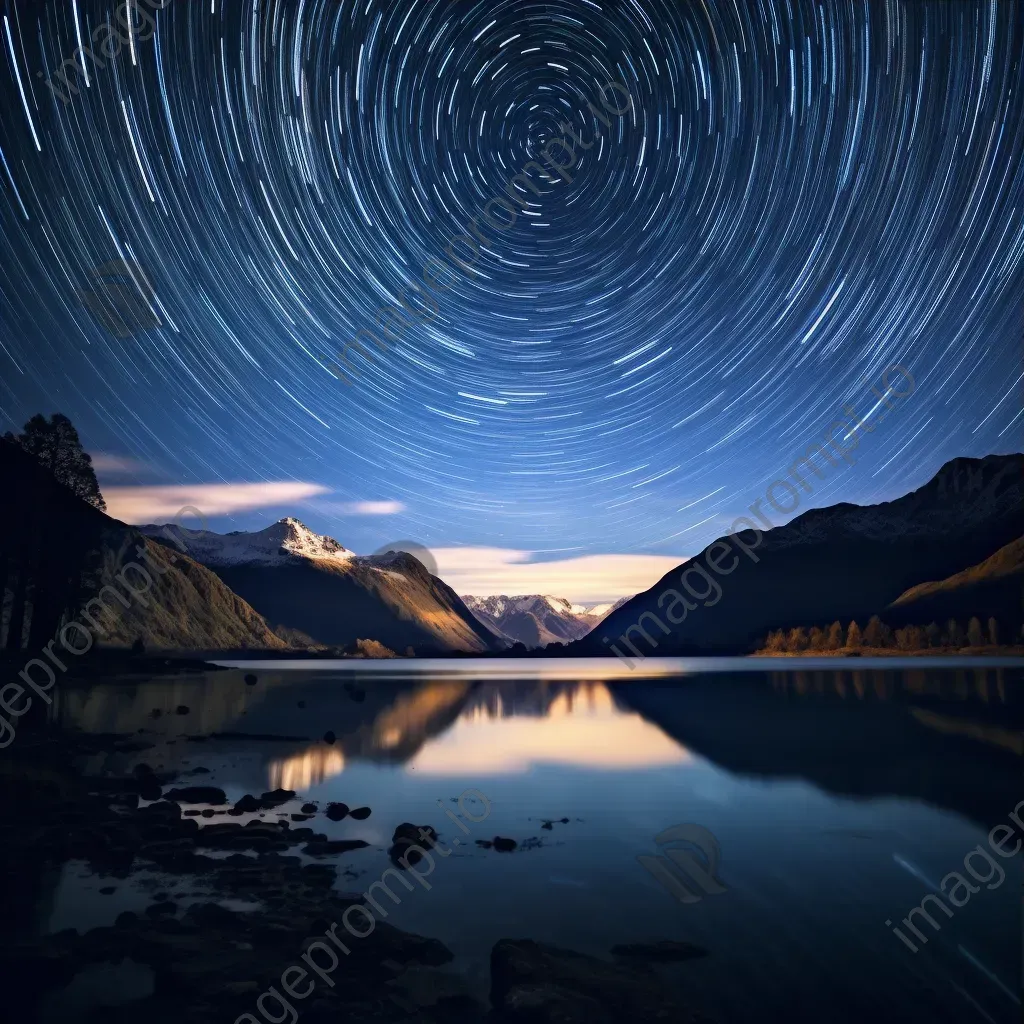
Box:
[925,622,941,648]
[5,413,105,510]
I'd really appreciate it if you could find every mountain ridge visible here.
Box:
[573,453,1024,658]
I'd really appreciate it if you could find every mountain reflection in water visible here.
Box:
[39,661,1024,1023]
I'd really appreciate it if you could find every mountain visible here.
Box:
[0,438,285,653]
[886,533,1024,627]
[462,594,627,648]
[574,453,1024,657]
[144,519,505,654]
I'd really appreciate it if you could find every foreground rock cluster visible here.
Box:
[1,739,711,1023]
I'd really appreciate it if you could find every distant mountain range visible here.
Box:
[462,594,627,648]
[6,435,1021,660]
[143,519,505,654]
[573,453,1024,658]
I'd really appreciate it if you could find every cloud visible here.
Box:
[103,482,331,523]
[430,546,685,605]
[326,500,406,515]
[90,453,149,475]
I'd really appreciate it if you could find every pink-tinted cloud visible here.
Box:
[103,482,331,523]
[431,546,685,605]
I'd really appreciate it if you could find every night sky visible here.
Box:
[1,0,1021,600]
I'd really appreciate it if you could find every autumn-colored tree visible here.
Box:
[827,621,844,650]
[846,621,862,648]
[787,627,809,652]
[967,617,984,647]
[863,615,891,648]
[764,629,787,652]
[809,626,827,650]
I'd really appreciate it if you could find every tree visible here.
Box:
[827,621,844,650]
[945,619,965,647]
[925,622,941,648]
[987,617,999,646]
[896,625,925,651]
[967,616,984,647]
[5,413,105,510]
[808,626,827,651]
[764,629,787,652]
[787,627,809,652]
[846,621,862,648]
[863,615,892,648]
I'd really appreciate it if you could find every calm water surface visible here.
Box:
[47,659,1024,1023]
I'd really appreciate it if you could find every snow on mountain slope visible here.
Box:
[144,517,354,567]
[462,594,627,648]
[143,519,504,654]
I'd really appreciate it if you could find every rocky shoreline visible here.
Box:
[1,734,711,1023]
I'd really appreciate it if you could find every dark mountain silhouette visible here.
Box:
[145,519,506,654]
[574,454,1024,657]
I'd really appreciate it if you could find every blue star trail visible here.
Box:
[0,0,1021,560]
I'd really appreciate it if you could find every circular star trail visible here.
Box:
[0,0,1021,560]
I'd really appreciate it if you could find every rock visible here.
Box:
[244,674,258,686]
[99,886,116,895]
[324,802,349,821]
[301,839,370,856]
[291,813,313,821]
[145,901,177,918]
[233,794,261,813]
[164,787,228,805]
[392,823,436,845]
[297,700,306,708]
[492,836,517,853]
[301,803,317,814]
[323,730,336,745]
[176,705,190,715]
[610,940,708,962]
[349,806,371,820]
[490,939,706,1023]
[259,789,295,808]
[137,777,163,802]
[132,763,155,779]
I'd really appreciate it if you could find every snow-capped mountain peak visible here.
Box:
[143,517,354,567]
[460,594,628,648]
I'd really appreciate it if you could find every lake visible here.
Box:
[29,659,1024,1022]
